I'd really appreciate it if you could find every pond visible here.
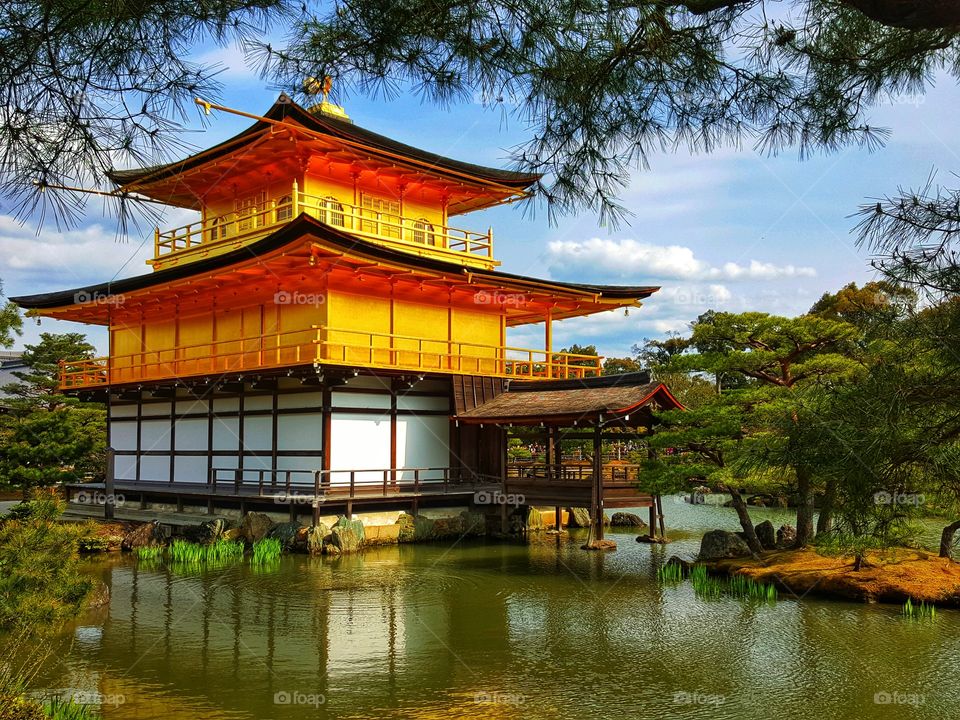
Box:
[30,499,959,719]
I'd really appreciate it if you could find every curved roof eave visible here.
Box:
[11,215,659,310]
[107,98,541,191]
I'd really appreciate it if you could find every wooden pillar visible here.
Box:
[657,494,666,538]
[500,426,509,534]
[544,308,553,378]
[592,423,603,541]
[104,447,116,520]
[649,503,657,538]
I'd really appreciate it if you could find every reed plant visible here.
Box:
[902,597,937,621]
[251,538,282,565]
[657,562,685,584]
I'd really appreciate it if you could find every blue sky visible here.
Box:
[2,42,959,360]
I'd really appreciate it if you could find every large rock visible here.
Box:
[328,526,360,554]
[611,512,647,528]
[305,524,329,555]
[240,513,274,543]
[195,519,227,544]
[755,520,777,550]
[698,529,752,560]
[121,520,163,551]
[267,521,304,550]
[566,507,592,527]
[777,524,797,548]
[396,513,416,543]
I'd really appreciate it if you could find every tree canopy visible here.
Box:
[257,0,960,223]
[2,0,960,224]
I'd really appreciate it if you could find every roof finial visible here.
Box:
[303,75,351,122]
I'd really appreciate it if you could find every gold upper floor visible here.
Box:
[112,98,538,273]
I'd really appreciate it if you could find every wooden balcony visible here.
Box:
[59,326,603,390]
[150,182,496,271]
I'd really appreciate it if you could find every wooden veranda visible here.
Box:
[456,372,684,542]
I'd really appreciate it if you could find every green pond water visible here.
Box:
[30,498,960,719]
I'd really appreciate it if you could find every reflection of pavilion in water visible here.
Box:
[54,546,669,719]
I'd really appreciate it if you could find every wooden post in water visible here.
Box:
[104,447,115,520]
[592,423,603,542]
[657,494,666,538]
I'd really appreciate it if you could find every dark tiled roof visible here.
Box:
[108,98,540,190]
[457,373,683,424]
[11,215,659,309]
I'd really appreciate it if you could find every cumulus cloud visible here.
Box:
[546,237,816,283]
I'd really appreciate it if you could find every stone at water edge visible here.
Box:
[305,524,329,555]
[665,556,694,574]
[396,513,416,543]
[755,520,777,550]
[328,526,360,553]
[636,534,668,544]
[195,518,227,544]
[267,521,305,550]
[698,529,752,560]
[610,512,647,528]
[582,539,617,551]
[222,527,244,542]
[777,524,797,548]
[240,513,274,543]
[121,520,163,551]
[566,507,592,527]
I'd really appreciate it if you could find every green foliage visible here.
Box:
[256,1,957,222]
[251,537,282,564]
[0,694,47,720]
[902,597,937,622]
[657,562,685,584]
[135,546,163,561]
[0,489,93,630]
[0,281,22,349]
[689,565,776,603]
[0,333,107,493]
[44,697,101,720]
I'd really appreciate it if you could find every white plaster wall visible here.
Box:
[396,415,450,480]
[329,413,391,484]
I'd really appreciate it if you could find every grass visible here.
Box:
[657,562,685,584]
[688,564,777,603]
[902,597,937,622]
[156,539,246,567]
[168,539,205,564]
[135,546,163,561]
[251,538,282,565]
[46,696,102,720]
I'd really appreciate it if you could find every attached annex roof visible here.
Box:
[456,372,684,425]
[108,98,539,201]
[11,214,659,325]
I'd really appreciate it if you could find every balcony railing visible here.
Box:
[151,181,495,268]
[58,326,603,390]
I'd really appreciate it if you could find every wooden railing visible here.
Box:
[152,180,494,267]
[319,325,602,380]
[59,326,603,389]
[208,466,492,499]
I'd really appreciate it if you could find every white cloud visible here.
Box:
[546,237,816,283]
